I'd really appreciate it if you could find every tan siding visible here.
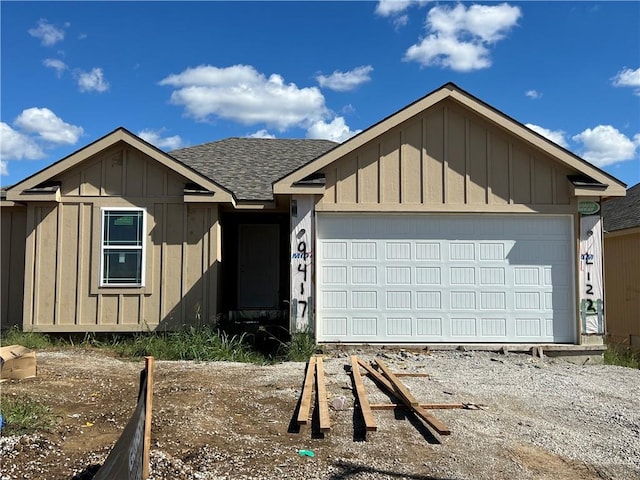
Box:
[337,155,357,204]
[82,160,102,196]
[23,146,222,332]
[467,122,488,204]
[1,206,26,329]
[380,134,401,204]
[358,145,379,204]
[446,108,466,204]
[533,157,553,204]
[125,150,145,196]
[512,148,532,204]
[104,153,124,196]
[425,107,445,204]
[402,121,422,204]
[57,204,79,326]
[605,232,640,343]
[319,98,578,212]
[489,135,510,205]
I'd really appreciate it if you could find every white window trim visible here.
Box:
[99,207,147,287]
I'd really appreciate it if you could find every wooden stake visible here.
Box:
[143,356,154,480]
[350,355,377,432]
[316,356,331,432]
[297,356,317,425]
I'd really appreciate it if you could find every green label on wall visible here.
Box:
[114,216,134,226]
[578,201,600,216]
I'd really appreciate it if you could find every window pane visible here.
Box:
[103,250,142,284]
[104,211,143,246]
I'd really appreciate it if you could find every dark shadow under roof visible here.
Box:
[602,182,640,232]
[170,137,338,201]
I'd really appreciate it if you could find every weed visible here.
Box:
[0,327,57,349]
[284,329,317,362]
[0,395,57,435]
[604,344,640,369]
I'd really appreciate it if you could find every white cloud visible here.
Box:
[572,125,639,167]
[316,65,374,92]
[375,0,414,17]
[612,67,640,95]
[306,117,360,143]
[28,19,66,46]
[404,3,521,71]
[76,68,109,93]
[526,124,568,148]
[0,160,8,176]
[525,89,542,99]
[137,129,184,150]
[14,108,83,145]
[43,58,68,78]
[159,64,328,131]
[247,129,276,139]
[0,122,46,161]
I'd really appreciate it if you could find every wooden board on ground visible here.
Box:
[297,356,317,425]
[350,355,377,432]
[315,356,331,432]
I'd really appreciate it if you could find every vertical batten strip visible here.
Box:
[142,161,148,197]
[551,167,557,204]
[464,118,470,205]
[100,158,106,196]
[508,144,514,204]
[122,148,127,196]
[181,205,188,324]
[377,143,382,204]
[443,106,449,204]
[53,205,63,325]
[529,155,535,205]
[23,206,37,328]
[160,203,167,321]
[420,117,426,204]
[486,131,492,204]
[75,203,84,326]
[117,294,123,325]
[399,130,404,204]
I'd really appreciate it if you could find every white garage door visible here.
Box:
[316,214,574,343]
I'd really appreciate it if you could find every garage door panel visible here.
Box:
[317,214,575,343]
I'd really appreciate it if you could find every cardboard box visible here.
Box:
[0,345,37,381]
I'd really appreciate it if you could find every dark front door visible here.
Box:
[237,224,280,308]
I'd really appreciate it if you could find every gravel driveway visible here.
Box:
[1,348,639,480]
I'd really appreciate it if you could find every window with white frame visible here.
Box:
[100,208,146,286]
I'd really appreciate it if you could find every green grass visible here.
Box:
[604,344,640,369]
[0,395,57,435]
[1,327,59,349]
[1,324,315,364]
[284,330,318,362]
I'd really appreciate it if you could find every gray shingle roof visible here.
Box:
[170,138,338,201]
[602,182,640,232]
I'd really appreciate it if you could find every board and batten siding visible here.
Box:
[604,229,640,344]
[1,205,27,329]
[317,100,574,212]
[22,144,221,332]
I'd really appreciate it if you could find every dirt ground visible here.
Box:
[1,348,639,480]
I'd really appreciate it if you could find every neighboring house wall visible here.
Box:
[1,204,27,330]
[604,228,640,344]
[23,144,220,332]
[317,100,574,211]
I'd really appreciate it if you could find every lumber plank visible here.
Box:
[369,403,465,410]
[394,372,430,378]
[297,356,317,425]
[356,358,397,396]
[350,355,377,432]
[375,359,419,407]
[414,406,451,435]
[315,356,331,432]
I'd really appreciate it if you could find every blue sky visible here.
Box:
[1,1,639,188]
